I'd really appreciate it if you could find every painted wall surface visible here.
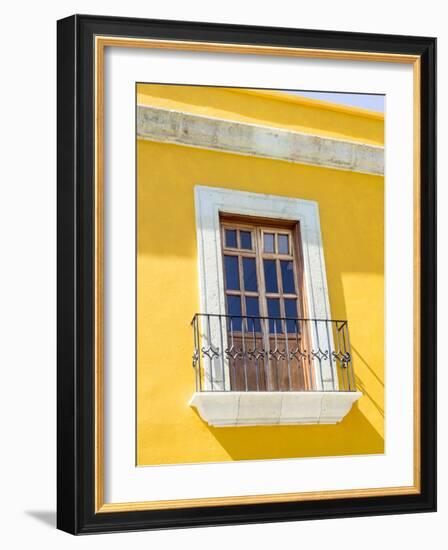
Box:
[136,85,384,465]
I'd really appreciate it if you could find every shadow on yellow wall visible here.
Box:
[195,406,383,462]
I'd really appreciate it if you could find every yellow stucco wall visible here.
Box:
[136,85,384,465]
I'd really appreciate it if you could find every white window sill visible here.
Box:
[189,391,362,427]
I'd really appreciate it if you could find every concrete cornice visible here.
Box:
[137,104,384,176]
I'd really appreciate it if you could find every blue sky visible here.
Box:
[286,91,385,113]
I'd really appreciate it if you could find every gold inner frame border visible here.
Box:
[94,35,421,513]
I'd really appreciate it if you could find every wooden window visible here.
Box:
[220,215,313,391]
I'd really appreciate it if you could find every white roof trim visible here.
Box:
[137,104,384,176]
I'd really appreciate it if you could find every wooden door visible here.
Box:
[220,216,314,391]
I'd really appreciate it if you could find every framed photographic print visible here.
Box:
[57,14,436,534]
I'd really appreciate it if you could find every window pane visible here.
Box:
[263,232,275,253]
[245,296,261,332]
[227,295,242,331]
[225,229,237,248]
[224,255,240,290]
[278,234,289,254]
[243,257,257,292]
[263,259,278,293]
[284,298,297,333]
[280,260,296,293]
[240,231,252,250]
[267,298,282,333]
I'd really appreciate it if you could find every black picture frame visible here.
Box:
[57,14,436,535]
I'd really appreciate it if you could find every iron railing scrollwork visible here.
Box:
[191,313,356,393]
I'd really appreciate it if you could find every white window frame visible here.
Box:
[194,185,337,391]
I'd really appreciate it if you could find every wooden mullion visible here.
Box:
[223,248,254,257]
[255,226,268,319]
[276,257,287,321]
[220,219,258,232]
[292,222,306,319]
[255,226,270,380]
[262,253,293,260]
[238,255,247,317]
[223,249,239,256]
[291,222,313,389]
[226,289,243,296]
[226,289,259,297]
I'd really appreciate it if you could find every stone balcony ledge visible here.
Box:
[190,391,362,427]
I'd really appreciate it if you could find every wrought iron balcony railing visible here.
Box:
[191,313,356,393]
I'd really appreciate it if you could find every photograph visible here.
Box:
[136,84,385,465]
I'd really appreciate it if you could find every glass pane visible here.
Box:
[245,296,261,332]
[225,229,237,248]
[240,231,252,250]
[278,234,289,254]
[263,232,275,253]
[243,257,257,292]
[224,255,240,290]
[267,298,282,333]
[227,295,242,331]
[280,260,296,293]
[284,298,297,333]
[263,259,278,293]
